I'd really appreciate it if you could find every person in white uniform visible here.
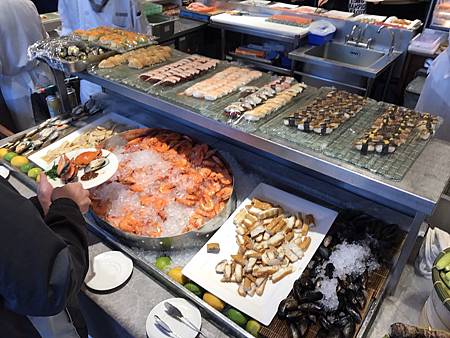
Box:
[416,36,450,141]
[58,0,147,102]
[0,0,50,131]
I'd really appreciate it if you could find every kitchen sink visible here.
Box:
[304,43,386,68]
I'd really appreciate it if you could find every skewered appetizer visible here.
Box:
[139,55,219,86]
[91,129,233,237]
[183,67,262,101]
[284,90,367,135]
[216,198,314,297]
[224,76,296,119]
[98,45,172,69]
[267,15,312,27]
[354,106,438,155]
[243,83,307,122]
[73,26,152,50]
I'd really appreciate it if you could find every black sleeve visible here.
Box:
[0,178,88,316]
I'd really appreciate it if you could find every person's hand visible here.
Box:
[51,183,91,214]
[318,0,329,6]
[37,173,53,215]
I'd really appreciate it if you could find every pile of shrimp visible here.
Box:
[91,129,233,237]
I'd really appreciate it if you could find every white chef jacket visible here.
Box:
[59,0,147,36]
[0,0,49,130]
[416,37,450,141]
[58,0,147,102]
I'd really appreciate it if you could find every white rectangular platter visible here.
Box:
[29,113,145,169]
[183,182,338,325]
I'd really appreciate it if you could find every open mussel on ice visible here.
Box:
[2,116,76,156]
[277,211,403,338]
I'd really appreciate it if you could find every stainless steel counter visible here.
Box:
[78,71,450,216]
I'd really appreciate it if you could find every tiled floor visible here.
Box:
[368,263,431,337]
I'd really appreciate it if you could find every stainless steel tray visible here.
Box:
[88,49,190,94]
[90,128,237,251]
[71,33,158,54]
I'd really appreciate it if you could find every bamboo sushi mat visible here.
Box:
[259,232,407,338]
[323,102,441,181]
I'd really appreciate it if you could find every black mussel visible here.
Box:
[356,290,367,310]
[278,297,299,319]
[323,235,333,247]
[315,279,322,289]
[381,224,400,240]
[319,315,332,330]
[329,328,344,338]
[298,303,322,314]
[347,306,362,323]
[286,310,304,320]
[336,315,350,327]
[297,317,310,336]
[289,322,301,338]
[298,276,314,290]
[337,294,347,311]
[326,313,338,325]
[307,314,317,323]
[325,263,335,278]
[342,321,356,338]
[318,246,330,259]
[317,328,329,338]
[298,291,323,303]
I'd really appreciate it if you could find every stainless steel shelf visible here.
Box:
[77,71,450,215]
[228,52,292,75]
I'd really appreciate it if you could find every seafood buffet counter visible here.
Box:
[7,36,450,337]
[1,88,449,336]
[78,69,450,216]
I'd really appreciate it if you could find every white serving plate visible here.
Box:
[146,298,202,338]
[268,3,299,9]
[47,148,118,190]
[183,183,338,325]
[352,14,387,23]
[29,113,145,169]
[85,251,133,291]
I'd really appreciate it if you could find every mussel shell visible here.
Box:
[346,306,362,324]
[298,291,323,304]
[297,303,322,314]
[86,157,109,173]
[288,322,301,338]
[297,317,310,336]
[342,321,356,338]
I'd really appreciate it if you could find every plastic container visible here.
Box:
[142,2,163,17]
[409,29,446,56]
[421,248,450,330]
[308,20,336,46]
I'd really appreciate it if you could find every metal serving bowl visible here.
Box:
[91,128,236,251]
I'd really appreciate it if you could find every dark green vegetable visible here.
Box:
[46,164,58,179]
